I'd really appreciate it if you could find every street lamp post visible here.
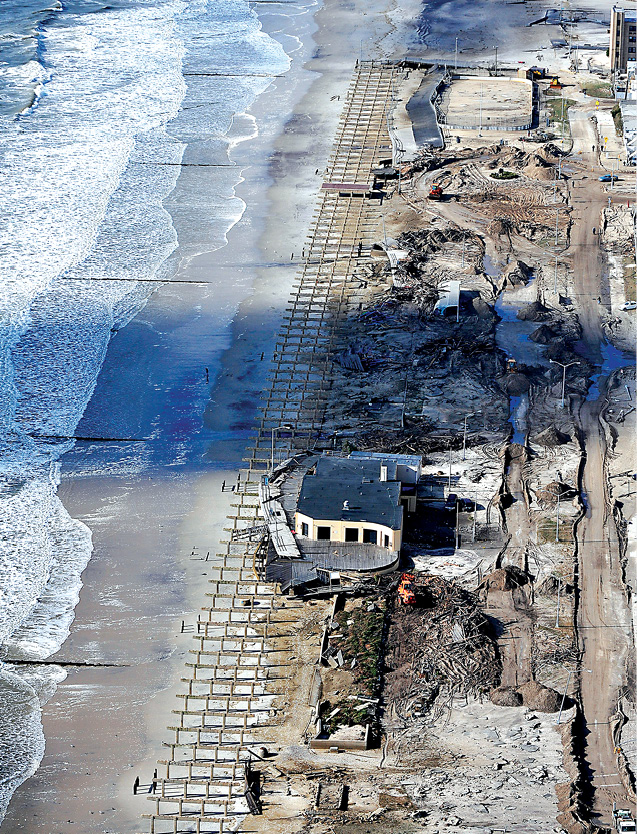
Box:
[556,669,573,725]
[455,37,459,71]
[271,424,292,472]
[556,668,593,724]
[549,358,580,408]
[553,157,563,203]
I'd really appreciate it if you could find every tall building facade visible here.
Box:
[611,7,637,73]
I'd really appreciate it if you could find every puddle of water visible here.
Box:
[586,340,633,402]
[483,253,499,279]
[493,266,542,446]
[508,394,528,444]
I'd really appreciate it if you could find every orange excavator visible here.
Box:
[397,573,417,604]
[427,183,444,201]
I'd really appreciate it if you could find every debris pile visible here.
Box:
[602,205,634,254]
[384,575,500,723]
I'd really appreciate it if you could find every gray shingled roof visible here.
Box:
[296,457,403,530]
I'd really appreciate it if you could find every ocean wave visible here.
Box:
[0,0,298,822]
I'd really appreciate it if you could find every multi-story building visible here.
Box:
[610,7,637,73]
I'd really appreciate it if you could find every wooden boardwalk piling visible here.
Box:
[140,60,400,834]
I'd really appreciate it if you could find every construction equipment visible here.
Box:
[549,76,562,89]
[506,357,517,373]
[427,183,444,201]
[397,573,417,605]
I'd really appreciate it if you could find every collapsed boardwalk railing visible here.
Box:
[139,60,401,834]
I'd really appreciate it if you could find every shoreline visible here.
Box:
[4,0,632,829]
[0,0,404,829]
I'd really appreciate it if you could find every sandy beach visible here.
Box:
[4,0,633,828]
[0,0,416,830]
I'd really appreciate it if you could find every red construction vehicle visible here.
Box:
[428,183,444,201]
[397,573,417,604]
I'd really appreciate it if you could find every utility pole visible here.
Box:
[555,207,560,246]
[554,255,559,294]
[553,156,562,203]
[462,411,480,460]
[555,576,562,627]
[455,37,459,71]
[495,46,498,75]
[472,487,478,542]
[448,446,453,489]
[479,84,483,136]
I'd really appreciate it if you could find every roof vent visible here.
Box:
[380,465,388,482]
[343,500,350,510]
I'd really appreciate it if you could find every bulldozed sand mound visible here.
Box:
[533,425,571,447]
[517,300,550,321]
[516,680,562,712]
[481,565,531,592]
[490,686,524,706]
[502,371,531,395]
[490,681,562,712]
[529,323,556,344]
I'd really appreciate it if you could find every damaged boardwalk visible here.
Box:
[140,61,400,834]
[248,61,398,469]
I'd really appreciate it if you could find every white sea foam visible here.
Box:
[0,0,189,665]
[0,0,191,820]
[0,668,45,817]
[0,0,297,822]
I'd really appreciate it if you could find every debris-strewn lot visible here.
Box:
[256,71,636,834]
[396,700,571,834]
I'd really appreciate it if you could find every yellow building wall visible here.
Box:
[294,512,401,551]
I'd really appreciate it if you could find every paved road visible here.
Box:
[568,109,633,825]
[406,67,445,149]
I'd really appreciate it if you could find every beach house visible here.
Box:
[294,453,421,552]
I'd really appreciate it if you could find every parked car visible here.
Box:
[598,174,619,182]
[458,497,475,511]
[621,301,637,311]
[444,493,458,511]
